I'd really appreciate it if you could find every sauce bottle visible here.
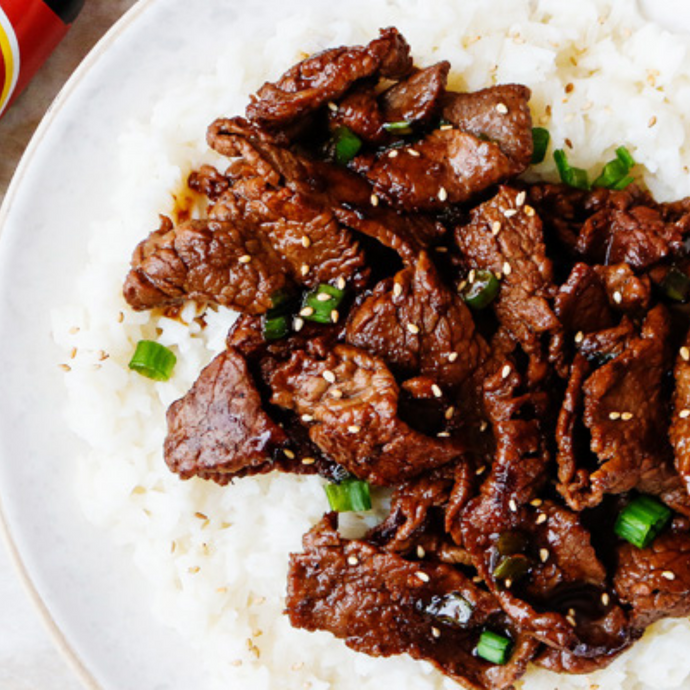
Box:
[0,0,85,118]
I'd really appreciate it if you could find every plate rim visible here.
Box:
[0,1,158,686]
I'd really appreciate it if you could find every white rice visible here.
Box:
[52,1,690,688]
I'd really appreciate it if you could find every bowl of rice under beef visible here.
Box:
[121,26,690,690]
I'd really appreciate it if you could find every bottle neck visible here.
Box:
[42,0,85,25]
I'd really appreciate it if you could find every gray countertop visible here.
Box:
[0,2,138,687]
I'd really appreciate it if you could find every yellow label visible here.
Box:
[0,7,19,116]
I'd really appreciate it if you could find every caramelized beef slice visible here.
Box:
[246,27,412,128]
[353,128,520,212]
[456,186,562,370]
[208,116,444,265]
[440,84,533,167]
[346,252,489,387]
[554,263,614,336]
[671,330,690,495]
[287,513,538,690]
[594,263,651,313]
[123,217,292,313]
[614,525,690,628]
[267,344,463,484]
[164,348,290,483]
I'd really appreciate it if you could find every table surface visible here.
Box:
[0,2,138,687]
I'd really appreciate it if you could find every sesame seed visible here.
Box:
[408,149,421,157]
[539,548,549,563]
[479,421,489,432]
[501,364,511,379]
[503,261,512,276]
[601,593,610,606]
[504,578,513,589]
[302,457,316,465]
[239,254,252,264]
[448,352,459,362]
[388,149,399,158]
[509,498,518,512]
[195,512,208,520]
[435,246,448,253]
[495,271,502,280]
[524,205,535,217]
[621,412,633,421]
[416,571,431,583]
[283,449,296,460]
[476,465,487,476]
[393,282,403,297]
[347,555,359,565]
[301,414,314,423]
[530,498,543,507]
[472,575,483,583]
[316,292,332,302]
[568,608,576,617]
[611,290,623,304]
[516,191,526,206]
[437,431,451,438]
[574,331,584,344]
[300,307,315,317]
[327,101,338,112]
[323,370,336,383]
[407,323,420,335]
[59,364,71,372]
[681,346,690,362]
[438,187,448,202]
[609,412,621,420]
[348,425,361,434]
[300,264,310,276]
[661,571,676,581]
[536,513,548,525]
[331,388,343,399]
[566,615,577,627]
[301,235,311,248]
[503,208,517,218]
[457,280,468,292]
[370,194,380,207]
[337,277,346,290]
[492,220,502,235]
[445,406,455,420]
[648,115,657,128]
[431,384,443,398]
[468,269,476,283]
[293,317,305,332]
[431,627,441,638]
[439,123,453,131]
[681,409,690,419]
[330,309,340,323]
[417,545,426,558]
[496,103,509,114]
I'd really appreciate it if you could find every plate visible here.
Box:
[1,1,690,689]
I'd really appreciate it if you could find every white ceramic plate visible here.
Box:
[1,1,689,689]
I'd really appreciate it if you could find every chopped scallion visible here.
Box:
[593,146,636,190]
[128,340,177,381]
[554,149,590,190]
[614,495,672,549]
[303,283,347,324]
[492,554,531,583]
[531,127,550,164]
[333,126,362,165]
[661,267,690,303]
[383,120,414,135]
[263,315,290,341]
[461,270,500,309]
[476,630,513,665]
[325,478,371,512]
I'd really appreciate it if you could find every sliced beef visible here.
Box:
[246,27,412,128]
[614,524,690,628]
[595,263,651,313]
[123,217,292,313]
[267,344,463,484]
[440,84,533,168]
[165,348,289,483]
[287,513,538,690]
[346,252,489,387]
[455,185,563,376]
[670,330,690,496]
[554,263,614,336]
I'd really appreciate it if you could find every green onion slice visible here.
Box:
[531,127,550,164]
[492,555,531,584]
[303,283,347,324]
[423,593,474,628]
[128,340,177,381]
[593,146,636,190]
[263,315,290,341]
[554,149,590,190]
[383,120,414,135]
[661,267,690,303]
[325,478,371,512]
[462,270,500,309]
[477,631,513,665]
[333,126,362,165]
[614,495,672,549]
